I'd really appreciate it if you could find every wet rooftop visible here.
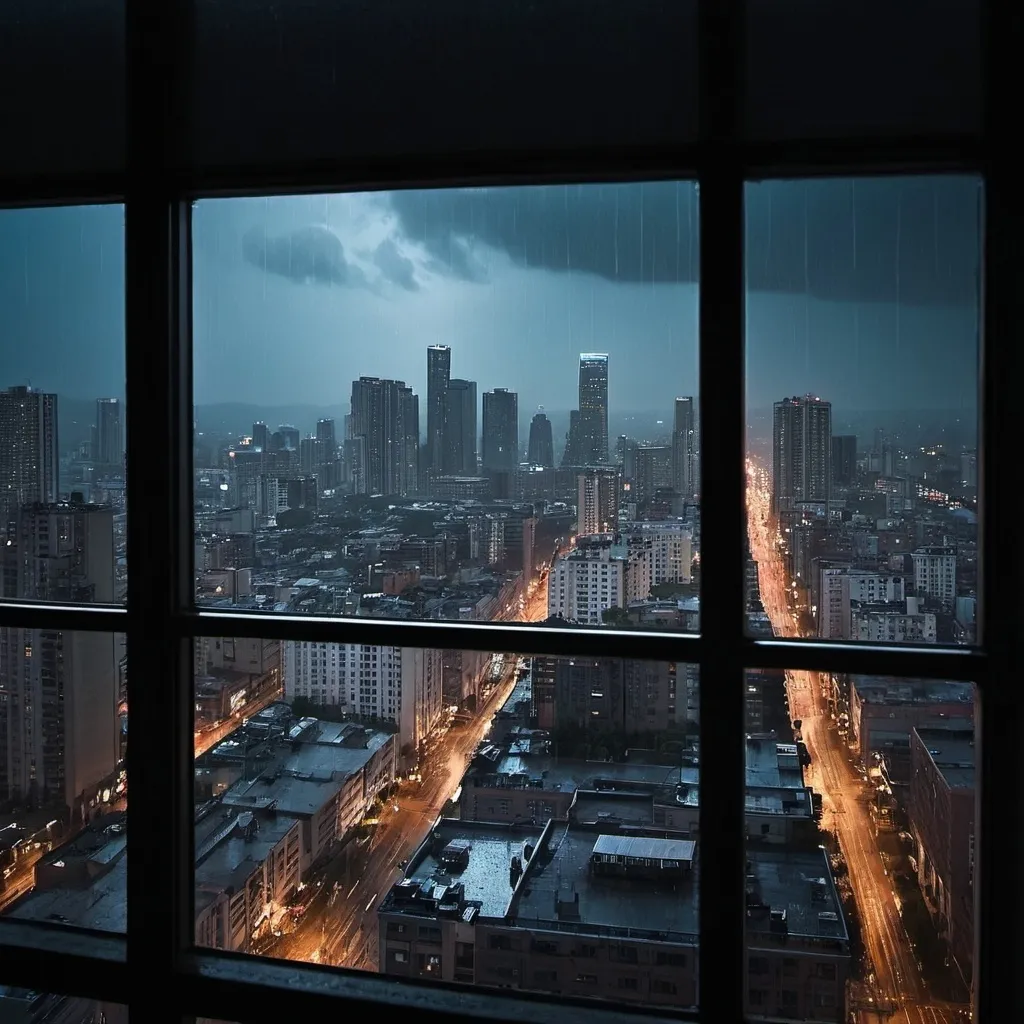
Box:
[392,822,545,919]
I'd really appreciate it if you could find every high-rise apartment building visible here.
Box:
[0,386,58,534]
[481,388,519,474]
[548,535,648,625]
[576,467,620,536]
[831,434,857,487]
[527,410,554,468]
[0,501,120,818]
[772,395,832,514]
[578,353,609,464]
[443,379,477,475]
[350,377,420,496]
[672,396,695,498]
[95,397,123,468]
[282,643,443,754]
[426,345,451,471]
[911,546,957,611]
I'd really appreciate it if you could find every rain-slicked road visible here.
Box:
[747,460,965,1024]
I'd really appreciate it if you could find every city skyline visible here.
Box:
[0,178,980,415]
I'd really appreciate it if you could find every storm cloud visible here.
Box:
[388,177,981,307]
[243,223,355,285]
[372,237,419,291]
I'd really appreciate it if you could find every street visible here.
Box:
[269,659,522,971]
[746,460,965,1024]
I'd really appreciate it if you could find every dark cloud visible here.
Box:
[243,224,352,285]
[389,177,980,306]
[373,237,418,291]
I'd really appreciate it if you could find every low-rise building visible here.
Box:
[222,720,396,875]
[194,807,301,952]
[377,820,849,1020]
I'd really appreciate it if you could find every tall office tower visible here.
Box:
[481,388,519,474]
[0,386,59,536]
[527,409,554,468]
[633,445,673,505]
[672,396,696,498]
[274,424,300,451]
[578,352,609,464]
[426,345,451,471]
[316,417,336,449]
[772,395,832,514]
[398,385,420,495]
[561,410,582,467]
[831,434,858,487]
[95,398,123,467]
[0,500,119,817]
[350,377,420,496]
[251,421,269,452]
[299,436,318,475]
[576,467,620,536]
[314,417,339,488]
[442,378,477,475]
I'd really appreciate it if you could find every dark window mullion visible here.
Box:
[975,1,1021,1020]
[696,0,746,1020]
[124,0,194,1000]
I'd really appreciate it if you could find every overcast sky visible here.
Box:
[0,177,980,418]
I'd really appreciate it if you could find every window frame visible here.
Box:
[0,1,1018,1022]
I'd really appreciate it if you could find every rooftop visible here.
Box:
[195,808,299,912]
[851,677,974,707]
[914,727,976,789]
[384,821,545,920]
[7,853,127,932]
[746,847,849,944]
[219,720,394,817]
[512,825,699,944]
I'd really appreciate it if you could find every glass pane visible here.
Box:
[193,183,699,634]
[745,177,981,644]
[744,671,975,1022]
[0,630,127,931]
[1,205,126,604]
[191,2,697,173]
[194,641,699,1009]
[0,990,127,1022]
[745,0,981,142]
[0,2,124,182]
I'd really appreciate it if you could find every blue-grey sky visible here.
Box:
[0,177,981,416]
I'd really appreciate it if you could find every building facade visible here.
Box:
[772,395,832,515]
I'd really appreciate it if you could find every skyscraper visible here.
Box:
[672,396,696,498]
[561,410,583,468]
[350,377,420,496]
[426,345,451,471]
[578,353,609,464]
[576,467,620,536]
[527,410,554,468]
[443,379,477,475]
[0,500,120,817]
[0,386,58,535]
[481,389,519,474]
[95,398,123,467]
[772,395,832,514]
[831,434,857,487]
[252,421,269,452]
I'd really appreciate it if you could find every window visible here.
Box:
[0,3,1011,1024]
